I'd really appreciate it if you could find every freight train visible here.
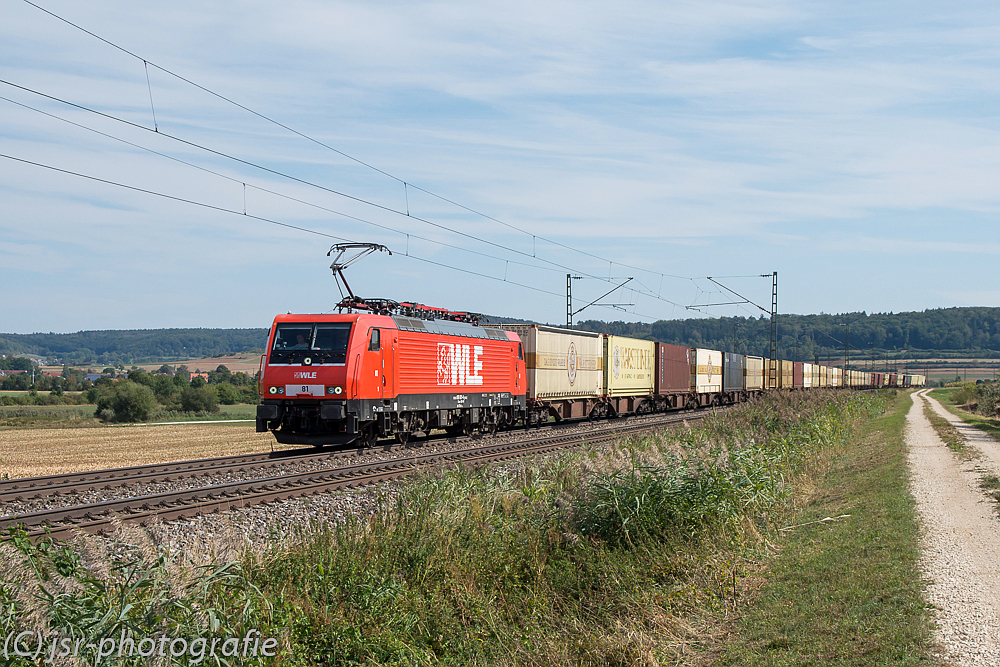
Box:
[255,308,925,446]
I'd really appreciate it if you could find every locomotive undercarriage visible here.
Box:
[258,397,523,447]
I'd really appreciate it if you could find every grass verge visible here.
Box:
[715,390,937,666]
[929,389,1000,442]
[920,397,975,459]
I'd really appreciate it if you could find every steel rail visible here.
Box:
[0,447,350,502]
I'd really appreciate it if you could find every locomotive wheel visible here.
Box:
[358,424,377,448]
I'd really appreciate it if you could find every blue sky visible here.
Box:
[2,0,999,334]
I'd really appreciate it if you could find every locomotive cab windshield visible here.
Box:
[270,322,353,365]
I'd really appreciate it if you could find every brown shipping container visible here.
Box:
[793,362,804,389]
[605,335,655,397]
[655,342,690,394]
[744,356,764,391]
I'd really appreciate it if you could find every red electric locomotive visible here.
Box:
[256,311,526,446]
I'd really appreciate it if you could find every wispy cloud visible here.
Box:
[2,0,999,331]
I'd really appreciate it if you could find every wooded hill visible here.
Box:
[0,329,268,365]
[577,307,1000,362]
[3,307,998,365]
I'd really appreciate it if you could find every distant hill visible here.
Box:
[3,307,999,366]
[577,307,1000,361]
[0,329,269,365]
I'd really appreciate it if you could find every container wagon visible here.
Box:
[503,324,603,423]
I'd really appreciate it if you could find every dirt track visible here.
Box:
[908,390,1000,664]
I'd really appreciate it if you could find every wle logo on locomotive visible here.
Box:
[437,343,485,386]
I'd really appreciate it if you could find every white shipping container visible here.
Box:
[691,348,722,393]
[503,325,604,400]
[803,363,813,388]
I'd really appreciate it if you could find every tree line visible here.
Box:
[4,306,1000,369]
[1,363,258,422]
[0,328,268,365]
[576,306,1000,361]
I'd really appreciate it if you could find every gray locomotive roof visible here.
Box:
[392,316,510,340]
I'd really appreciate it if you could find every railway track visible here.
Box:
[2,410,711,541]
[0,447,351,502]
[0,410,706,503]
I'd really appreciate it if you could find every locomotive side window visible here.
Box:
[369,328,381,352]
[518,343,523,360]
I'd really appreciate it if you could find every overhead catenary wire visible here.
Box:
[0,93,568,277]
[1,77,697,312]
[0,151,614,310]
[10,1,769,323]
[17,0,708,288]
[0,77,639,290]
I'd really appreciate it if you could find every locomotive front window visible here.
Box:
[271,323,352,364]
[273,326,313,350]
[313,324,352,362]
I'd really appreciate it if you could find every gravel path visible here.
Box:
[908,390,1000,665]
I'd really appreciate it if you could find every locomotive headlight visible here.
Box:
[268,386,277,394]
[327,386,343,395]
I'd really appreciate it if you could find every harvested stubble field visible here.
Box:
[0,423,291,479]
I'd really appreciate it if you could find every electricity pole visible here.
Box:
[844,323,850,371]
[566,274,584,327]
[566,274,573,327]
[768,271,778,389]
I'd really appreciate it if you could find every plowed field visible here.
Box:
[0,423,289,479]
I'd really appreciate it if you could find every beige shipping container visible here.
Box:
[779,360,794,388]
[744,356,764,391]
[831,367,843,387]
[803,363,814,388]
[691,348,722,393]
[503,325,604,400]
[604,335,655,397]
